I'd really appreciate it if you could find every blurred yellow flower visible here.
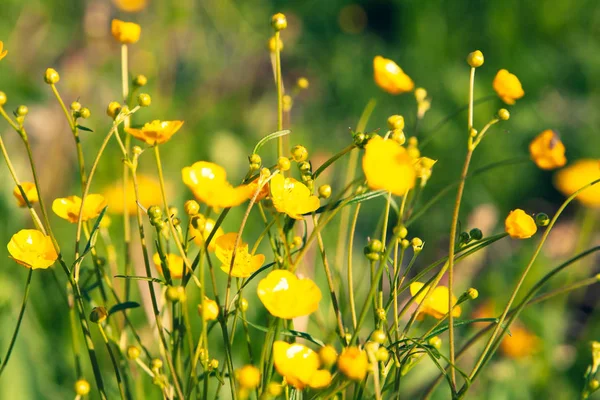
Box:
[153,253,184,279]
[7,229,58,270]
[270,174,320,219]
[554,159,600,207]
[500,325,540,359]
[248,178,270,202]
[504,209,537,239]
[112,0,147,12]
[257,270,321,319]
[198,297,219,321]
[13,182,39,207]
[529,130,566,170]
[362,136,417,196]
[182,161,253,208]
[0,41,7,61]
[493,69,524,105]
[52,194,107,223]
[373,55,414,95]
[409,282,461,320]
[237,365,261,389]
[337,347,369,381]
[103,174,163,215]
[272,341,332,390]
[215,232,265,278]
[111,19,141,44]
[189,215,224,251]
[126,120,184,145]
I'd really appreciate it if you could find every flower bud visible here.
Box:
[298,161,311,174]
[277,156,291,171]
[90,306,108,323]
[151,358,163,370]
[371,330,386,344]
[71,101,82,112]
[148,205,163,223]
[249,153,261,165]
[411,237,423,252]
[260,168,271,180]
[469,228,483,241]
[297,77,309,89]
[376,308,386,321]
[291,145,308,162]
[209,359,219,370]
[44,68,60,84]
[138,93,151,107]
[590,379,600,391]
[133,74,147,87]
[459,231,471,245]
[400,239,410,249]
[318,184,332,199]
[127,345,141,360]
[394,225,408,239]
[166,286,185,302]
[353,132,367,147]
[16,105,28,117]
[237,365,261,389]
[74,379,91,396]
[0,91,6,106]
[106,101,121,119]
[375,347,390,362]
[132,146,143,157]
[535,213,550,227]
[498,108,510,121]
[415,87,428,103]
[271,13,287,31]
[390,129,406,145]
[79,108,91,119]
[467,288,479,300]
[239,298,249,312]
[467,50,484,68]
[184,200,200,216]
[268,36,283,53]
[387,115,405,130]
[267,383,283,396]
[428,336,442,349]
[319,345,338,368]
[368,239,383,253]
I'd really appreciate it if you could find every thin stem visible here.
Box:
[97,324,127,400]
[274,31,283,158]
[347,203,361,329]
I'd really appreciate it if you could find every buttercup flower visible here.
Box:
[337,347,369,381]
[373,56,414,95]
[198,297,219,321]
[215,233,265,278]
[269,174,320,219]
[153,253,184,279]
[272,341,332,390]
[189,214,224,251]
[500,325,540,359]
[111,19,141,44]
[409,282,461,320]
[126,120,184,145]
[554,159,600,207]
[103,174,163,215]
[529,130,566,170]
[112,0,147,12]
[362,136,417,196]
[493,69,524,105]
[13,182,39,207]
[0,41,7,61]
[52,194,107,223]
[182,161,253,208]
[237,365,261,389]
[7,229,58,270]
[505,209,537,239]
[257,270,321,319]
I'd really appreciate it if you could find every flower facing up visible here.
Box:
[362,135,417,196]
[257,270,321,319]
[409,282,461,320]
[111,19,141,44]
[529,130,566,170]
[198,297,219,321]
[337,347,369,381]
[7,229,58,270]
[189,214,224,251]
[269,174,320,219]
[215,233,265,278]
[182,161,253,208]
[500,325,540,359]
[237,365,261,389]
[13,182,39,207]
[0,41,7,61]
[272,341,332,390]
[113,0,147,12]
[103,174,163,215]
[554,159,600,207]
[153,253,184,279]
[126,120,184,145]
[373,56,414,95]
[493,69,524,105]
[52,194,107,223]
[505,209,537,239]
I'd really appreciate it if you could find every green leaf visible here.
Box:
[114,275,166,284]
[77,125,94,132]
[109,301,140,315]
[253,130,291,154]
[310,189,388,215]
[241,317,325,347]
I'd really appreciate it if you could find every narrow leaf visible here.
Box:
[109,301,140,315]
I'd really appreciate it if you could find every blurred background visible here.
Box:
[1,0,600,398]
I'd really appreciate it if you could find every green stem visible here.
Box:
[97,324,127,399]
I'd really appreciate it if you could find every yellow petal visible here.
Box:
[554,159,600,207]
[362,136,417,196]
[257,270,321,319]
[7,229,58,270]
[111,19,141,44]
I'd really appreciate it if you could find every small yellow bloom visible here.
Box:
[189,215,224,251]
[257,270,321,319]
[500,325,540,359]
[272,341,332,390]
[337,347,369,381]
[111,19,141,44]
[554,159,600,207]
[126,120,184,145]
[153,253,184,279]
[7,229,58,270]
[269,174,320,220]
[52,194,107,223]
[505,209,537,239]
[0,41,7,61]
[237,365,261,389]
[373,55,414,95]
[112,0,147,12]
[409,282,461,320]
[103,174,163,215]
[362,136,417,196]
[319,345,338,368]
[198,297,219,321]
[529,130,566,170]
[182,161,253,208]
[215,233,265,278]
[13,182,39,207]
[493,69,524,105]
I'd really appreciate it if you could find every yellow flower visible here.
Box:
[112,0,147,12]
[7,229,58,270]
[504,209,537,239]
[0,41,7,61]
[337,347,369,381]
[500,325,540,359]
[13,182,39,207]
[409,282,461,320]
[257,270,321,319]
[182,161,253,208]
[111,19,141,44]
[493,69,524,105]
[529,130,566,170]
[126,120,184,145]
[554,159,600,207]
[214,233,265,278]
[373,56,414,95]
[362,136,417,196]
[237,365,261,389]
[272,341,332,390]
[269,174,320,220]
[153,253,184,279]
[198,297,219,321]
[52,194,107,223]
[189,215,224,251]
[103,174,163,215]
